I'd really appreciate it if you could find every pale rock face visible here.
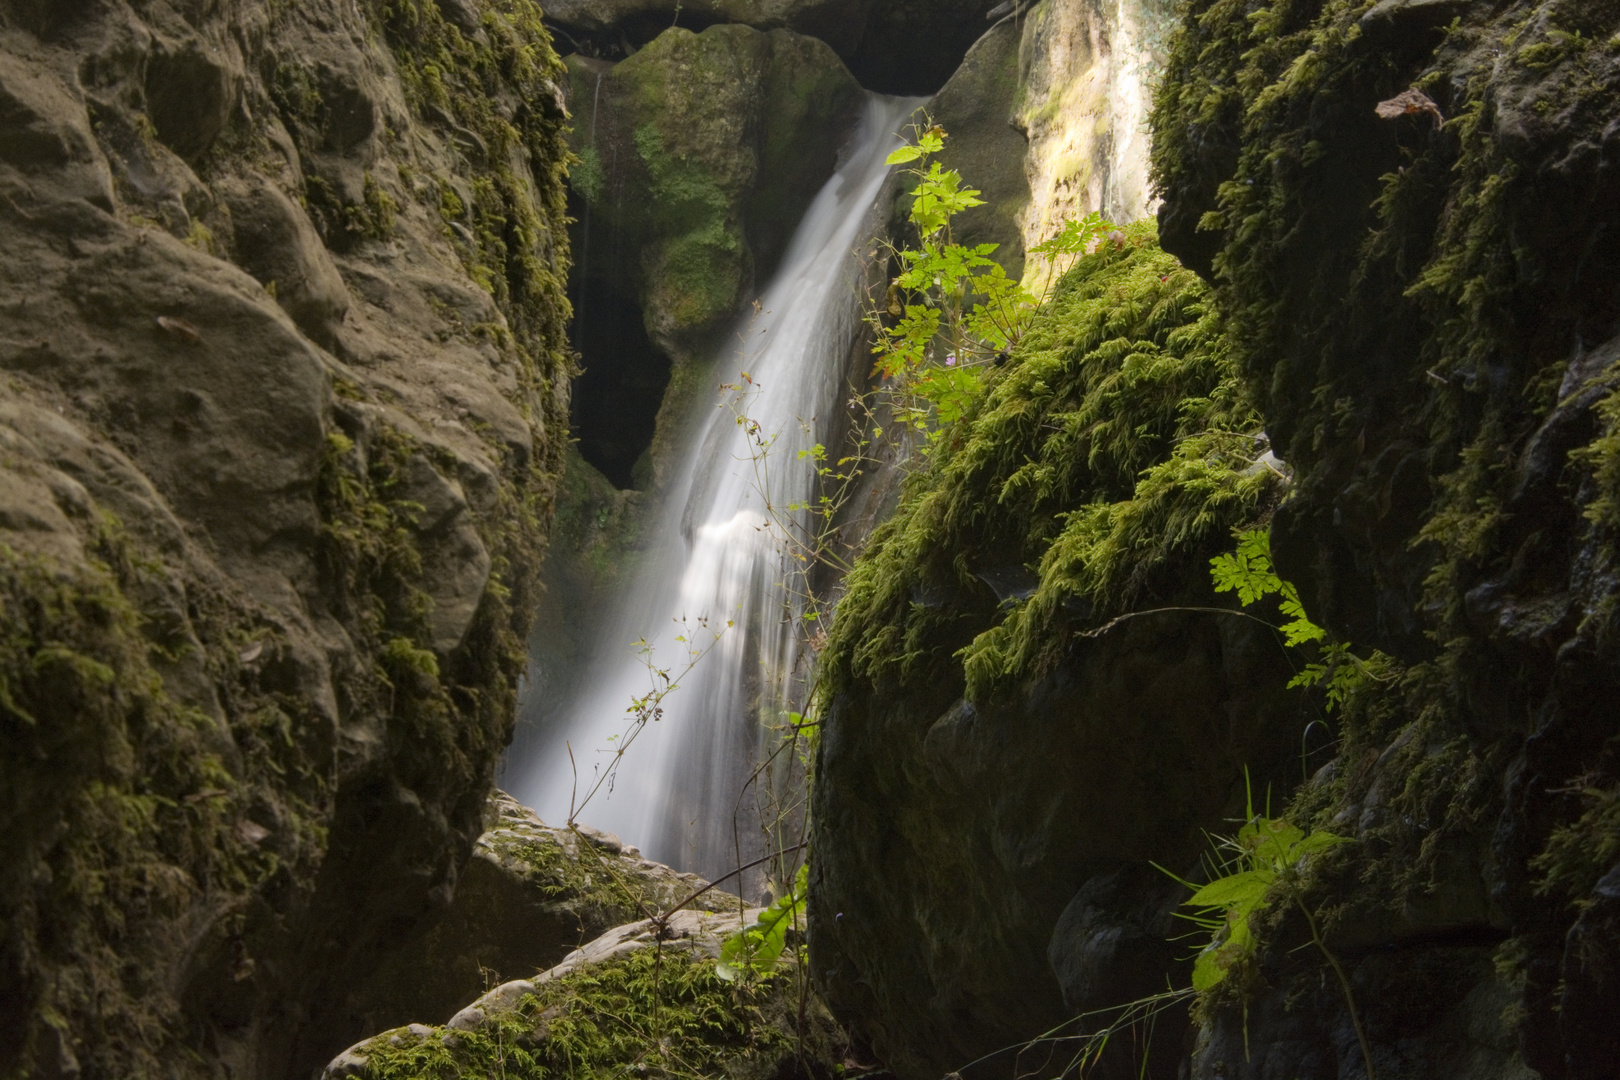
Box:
[921,0,1169,291]
[1014,0,1164,257]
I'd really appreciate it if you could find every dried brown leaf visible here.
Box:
[1375,88,1443,127]
[156,315,201,343]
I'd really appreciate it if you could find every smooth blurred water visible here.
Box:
[505,94,921,884]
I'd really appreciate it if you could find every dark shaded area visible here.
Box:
[845,0,1006,95]
[545,0,1005,96]
[570,276,670,489]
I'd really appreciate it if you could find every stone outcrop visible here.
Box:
[1147,0,1620,1072]
[564,24,862,361]
[809,230,1303,1079]
[321,850,846,1080]
[332,791,737,1044]
[0,2,572,1078]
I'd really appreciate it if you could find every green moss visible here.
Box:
[1533,780,1620,907]
[358,949,823,1080]
[824,223,1278,705]
[370,0,576,410]
[632,122,747,329]
[1147,0,1620,1019]
[570,143,605,204]
[0,525,273,1080]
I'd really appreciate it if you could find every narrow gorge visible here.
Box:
[1,1,1616,1080]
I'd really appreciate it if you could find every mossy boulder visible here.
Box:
[0,2,573,1078]
[324,897,847,1080]
[332,791,739,1041]
[809,227,1302,1079]
[564,23,862,357]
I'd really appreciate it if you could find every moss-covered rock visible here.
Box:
[1149,0,1620,1073]
[331,791,740,1042]
[563,24,861,357]
[809,226,1303,1079]
[0,1,572,1077]
[325,899,847,1080]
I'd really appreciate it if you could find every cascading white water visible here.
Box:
[506,94,921,884]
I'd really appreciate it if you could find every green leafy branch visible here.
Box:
[872,122,1115,442]
[716,862,809,983]
[1210,528,1395,712]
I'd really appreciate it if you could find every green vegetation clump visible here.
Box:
[356,948,832,1080]
[824,222,1279,705]
[0,524,306,1079]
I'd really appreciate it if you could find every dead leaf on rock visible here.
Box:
[235,819,271,845]
[1376,88,1444,127]
[156,315,202,343]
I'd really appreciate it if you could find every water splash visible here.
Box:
[505,95,921,884]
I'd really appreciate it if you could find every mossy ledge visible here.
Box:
[810,226,1307,1079]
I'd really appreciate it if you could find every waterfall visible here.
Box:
[505,94,921,884]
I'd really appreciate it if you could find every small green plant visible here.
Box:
[873,124,1115,440]
[1210,528,1394,711]
[716,862,808,982]
[1161,782,1375,1079]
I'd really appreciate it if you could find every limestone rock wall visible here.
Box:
[922,0,1174,290]
[0,2,572,1078]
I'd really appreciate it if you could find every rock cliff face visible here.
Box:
[1151,0,1620,1074]
[0,2,572,1078]
[922,0,1171,286]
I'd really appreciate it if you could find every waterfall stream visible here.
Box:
[505,94,921,884]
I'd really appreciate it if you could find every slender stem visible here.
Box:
[663,842,809,919]
[1076,606,1282,638]
[1290,890,1376,1080]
